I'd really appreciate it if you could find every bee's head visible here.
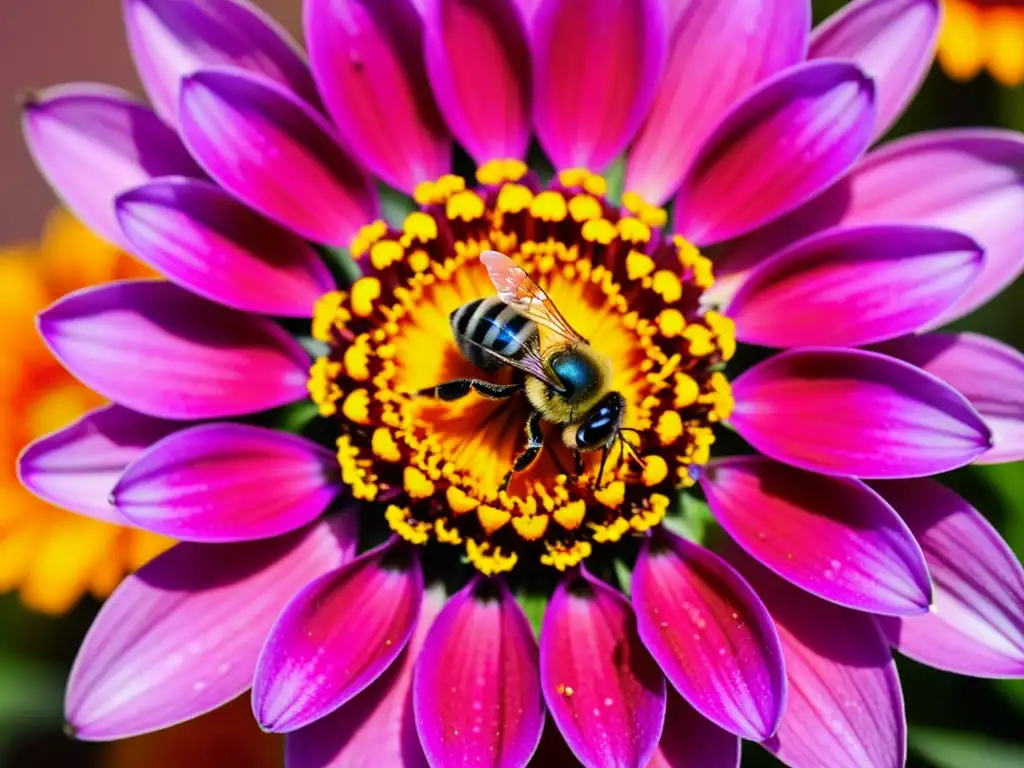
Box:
[573,392,626,451]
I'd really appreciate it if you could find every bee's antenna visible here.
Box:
[618,432,646,469]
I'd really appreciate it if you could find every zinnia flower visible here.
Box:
[17,0,1024,766]
[1,210,171,613]
[938,0,1024,85]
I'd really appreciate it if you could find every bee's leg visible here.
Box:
[594,442,611,489]
[573,450,584,478]
[499,410,545,492]
[418,379,522,402]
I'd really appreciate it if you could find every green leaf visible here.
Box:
[613,558,633,597]
[911,727,1024,768]
[516,591,547,639]
[260,399,321,434]
[378,182,417,228]
[320,245,362,287]
[602,155,626,207]
[662,492,713,544]
[0,656,64,733]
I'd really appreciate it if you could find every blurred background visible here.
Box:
[0,1,1021,766]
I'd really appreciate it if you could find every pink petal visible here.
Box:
[284,588,444,768]
[66,517,357,740]
[730,348,993,478]
[728,549,906,768]
[531,0,668,173]
[700,456,931,616]
[414,578,544,767]
[116,177,335,317]
[112,424,341,542]
[423,0,531,164]
[648,690,741,768]
[304,0,450,194]
[37,280,310,420]
[124,0,321,126]
[673,61,875,246]
[21,84,203,249]
[873,479,1024,678]
[541,570,666,768]
[810,0,940,140]
[625,0,810,205]
[877,333,1024,465]
[727,224,984,348]
[178,69,378,248]
[18,404,180,525]
[253,538,423,733]
[632,531,785,740]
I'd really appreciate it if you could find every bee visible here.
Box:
[418,250,641,491]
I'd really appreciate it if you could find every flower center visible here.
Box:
[308,161,735,575]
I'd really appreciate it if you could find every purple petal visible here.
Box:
[66,517,357,740]
[253,538,423,733]
[17,404,180,524]
[531,0,668,173]
[727,225,984,348]
[730,348,993,478]
[873,479,1024,678]
[423,0,531,165]
[178,69,378,248]
[810,0,941,140]
[112,424,341,542]
[304,0,450,194]
[625,0,810,205]
[700,456,931,616]
[726,549,906,768]
[124,0,321,126]
[648,690,741,768]
[414,578,544,768]
[673,61,875,246]
[877,333,1024,465]
[540,570,666,768]
[37,280,310,420]
[632,531,785,740]
[21,84,203,249]
[116,177,335,317]
[284,589,444,768]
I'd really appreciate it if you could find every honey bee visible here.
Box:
[419,250,641,491]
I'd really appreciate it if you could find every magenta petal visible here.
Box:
[877,333,1024,465]
[178,69,378,247]
[674,61,875,245]
[632,532,785,740]
[304,0,450,194]
[648,690,741,768]
[17,404,180,524]
[730,348,993,478]
[284,589,444,768]
[810,0,940,140]
[531,0,668,173]
[872,479,1024,677]
[124,0,320,126]
[727,550,906,768]
[625,0,810,205]
[701,456,931,615]
[112,424,340,542]
[116,177,335,317]
[253,538,423,733]
[728,225,984,348]
[414,578,544,768]
[423,0,531,165]
[540,570,665,768]
[22,84,203,249]
[66,517,357,740]
[37,280,310,420]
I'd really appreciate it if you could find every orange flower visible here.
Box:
[939,0,1024,86]
[0,210,172,614]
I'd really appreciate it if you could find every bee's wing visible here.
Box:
[462,336,563,391]
[480,250,589,346]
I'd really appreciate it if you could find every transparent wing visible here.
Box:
[480,250,589,345]
[462,336,562,390]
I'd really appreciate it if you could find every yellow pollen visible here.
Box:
[466,539,518,576]
[581,218,617,245]
[402,211,438,242]
[673,373,700,408]
[530,191,568,222]
[558,168,590,188]
[512,514,550,541]
[371,428,402,462]
[386,505,430,545]
[478,505,512,535]
[652,271,683,303]
[350,277,381,318]
[369,239,403,271]
[657,411,684,446]
[642,456,669,486]
[308,357,343,416]
[540,541,592,571]
[407,249,431,273]
[622,191,666,228]
[594,481,626,509]
[496,183,535,214]
[591,517,631,544]
[476,158,527,186]
[656,309,685,338]
[351,219,388,258]
[568,194,603,223]
[553,500,586,531]
[446,189,485,221]
[705,310,737,361]
[312,291,349,342]
[683,324,716,357]
[618,217,651,244]
[342,388,371,425]
[446,485,480,515]
[404,466,436,500]
[583,174,607,197]
[626,250,656,280]
[342,342,371,381]
[632,494,670,531]
[336,436,377,501]
[434,518,463,545]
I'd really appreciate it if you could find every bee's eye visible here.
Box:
[576,394,625,449]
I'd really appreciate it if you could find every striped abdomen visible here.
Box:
[450,297,538,371]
